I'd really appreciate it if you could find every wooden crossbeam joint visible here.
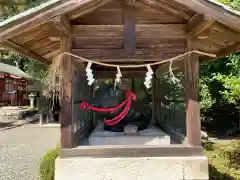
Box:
[50,15,71,37]
[187,13,215,37]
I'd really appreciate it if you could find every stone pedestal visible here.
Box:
[55,156,209,180]
[88,123,171,146]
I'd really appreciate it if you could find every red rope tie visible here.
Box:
[79,89,136,126]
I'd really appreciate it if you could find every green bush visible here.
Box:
[205,140,240,180]
[219,140,240,167]
[39,146,60,180]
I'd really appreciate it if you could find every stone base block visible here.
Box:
[88,123,171,146]
[55,156,209,180]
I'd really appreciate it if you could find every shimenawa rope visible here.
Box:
[55,50,216,68]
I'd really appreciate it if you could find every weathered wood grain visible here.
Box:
[49,15,71,37]
[2,40,48,64]
[173,0,240,32]
[67,0,114,20]
[0,0,113,42]
[60,24,73,148]
[135,1,186,24]
[187,13,205,33]
[72,0,186,25]
[71,9,124,25]
[11,23,51,44]
[72,48,185,60]
[43,49,60,59]
[189,20,215,37]
[124,0,136,55]
[201,41,240,62]
[139,0,192,21]
[72,38,186,49]
[185,38,201,146]
[34,42,60,56]
[72,24,186,38]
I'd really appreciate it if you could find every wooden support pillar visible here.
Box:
[124,0,136,56]
[60,16,73,149]
[152,75,156,124]
[185,39,201,146]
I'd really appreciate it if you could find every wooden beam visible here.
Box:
[60,35,73,149]
[152,74,156,124]
[72,38,186,49]
[72,48,185,60]
[188,20,215,37]
[187,13,204,33]
[49,15,71,37]
[0,0,112,43]
[68,0,112,20]
[216,41,240,57]
[2,40,48,64]
[173,0,240,32]
[124,0,136,55]
[43,49,60,59]
[60,21,73,149]
[201,41,240,62]
[72,24,187,39]
[185,38,201,146]
[140,0,190,20]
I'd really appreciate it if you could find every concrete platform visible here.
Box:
[55,124,209,180]
[55,156,209,180]
[88,123,171,146]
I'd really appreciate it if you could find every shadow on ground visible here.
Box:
[0,122,15,129]
[209,165,235,180]
[0,120,39,130]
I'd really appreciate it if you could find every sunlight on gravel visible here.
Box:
[0,123,59,180]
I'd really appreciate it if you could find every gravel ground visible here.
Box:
[0,122,60,180]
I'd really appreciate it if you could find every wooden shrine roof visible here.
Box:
[0,0,240,65]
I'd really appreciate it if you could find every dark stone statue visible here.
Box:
[80,83,152,132]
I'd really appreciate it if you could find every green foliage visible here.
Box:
[219,140,240,167]
[217,0,240,10]
[214,75,240,106]
[0,0,49,20]
[200,51,240,133]
[39,146,59,180]
[205,140,240,180]
[231,0,240,9]
[1,51,28,70]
